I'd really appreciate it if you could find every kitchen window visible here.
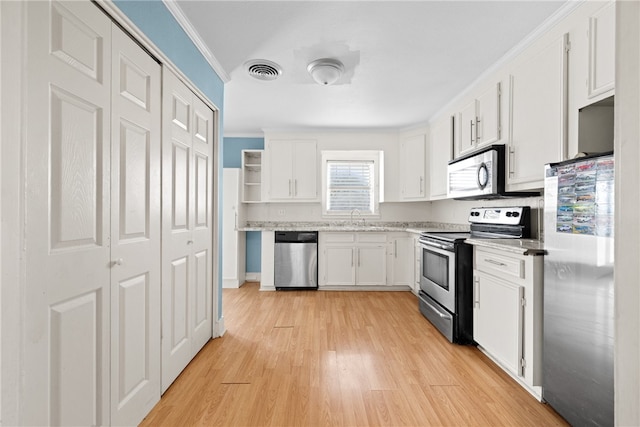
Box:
[321,150,383,217]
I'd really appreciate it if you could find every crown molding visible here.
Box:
[162,0,231,83]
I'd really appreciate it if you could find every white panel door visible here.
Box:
[24,1,112,425]
[161,69,214,392]
[190,94,213,353]
[162,70,194,392]
[110,25,161,425]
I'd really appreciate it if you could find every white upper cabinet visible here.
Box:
[266,139,318,202]
[587,1,615,100]
[399,133,427,200]
[456,82,501,157]
[476,83,502,146]
[507,34,569,190]
[429,115,454,199]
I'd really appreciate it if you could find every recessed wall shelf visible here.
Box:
[242,149,263,203]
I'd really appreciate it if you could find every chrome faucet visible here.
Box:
[350,208,365,226]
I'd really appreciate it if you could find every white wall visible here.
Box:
[614,1,640,424]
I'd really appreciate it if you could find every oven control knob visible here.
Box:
[512,212,520,218]
[506,212,512,217]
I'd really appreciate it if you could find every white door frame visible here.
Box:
[1,2,26,425]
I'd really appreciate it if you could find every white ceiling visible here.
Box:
[174,1,567,136]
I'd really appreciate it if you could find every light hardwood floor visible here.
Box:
[141,283,567,426]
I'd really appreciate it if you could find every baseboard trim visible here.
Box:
[245,272,261,281]
[214,316,225,338]
[223,278,241,288]
[318,285,412,292]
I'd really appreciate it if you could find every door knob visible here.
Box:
[113,258,123,267]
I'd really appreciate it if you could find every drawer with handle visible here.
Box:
[475,247,525,280]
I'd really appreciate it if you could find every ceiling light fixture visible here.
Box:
[307,58,344,85]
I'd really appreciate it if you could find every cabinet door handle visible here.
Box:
[419,176,423,194]
[294,179,297,197]
[351,250,354,267]
[470,120,475,145]
[288,179,292,196]
[475,117,481,142]
[358,249,361,267]
[474,277,480,308]
[508,147,515,176]
[394,241,398,258]
[485,258,507,267]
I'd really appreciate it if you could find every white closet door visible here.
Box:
[109,25,161,425]
[161,69,214,392]
[24,1,112,425]
[161,69,194,391]
[190,94,213,353]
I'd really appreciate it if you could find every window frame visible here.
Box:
[321,150,383,218]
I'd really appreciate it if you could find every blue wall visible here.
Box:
[113,0,224,106]
[224,137,264,273]
[245,232,262,273]
[223,137,264,168]
[114,0,226,316]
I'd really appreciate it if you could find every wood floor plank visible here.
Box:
[140,283,567,426]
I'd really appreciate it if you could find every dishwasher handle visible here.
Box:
[275,231,318,243]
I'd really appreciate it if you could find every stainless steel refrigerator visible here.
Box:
[543,153,614,427]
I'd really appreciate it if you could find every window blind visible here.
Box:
[326,160,374,213]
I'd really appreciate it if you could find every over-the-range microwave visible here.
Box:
[446,145,539,200]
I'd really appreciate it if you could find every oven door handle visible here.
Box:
[419,240,449,251]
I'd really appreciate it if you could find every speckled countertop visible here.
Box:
[239,221,470,234]
[465,238,546,256]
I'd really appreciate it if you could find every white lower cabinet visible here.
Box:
[474,271,524,376]
[472,246,544,398]
[356,245,388,285]
[320,232,388,287]
[323,245,356,285]
[388,233,414,287]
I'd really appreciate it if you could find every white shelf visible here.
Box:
[241,150,263,203]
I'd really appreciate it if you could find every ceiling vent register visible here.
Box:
[245,59,282,81]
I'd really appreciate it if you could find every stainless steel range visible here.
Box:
[418,206,531,344]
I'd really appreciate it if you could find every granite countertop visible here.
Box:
[465,237,546,256]
[239,221,470,234]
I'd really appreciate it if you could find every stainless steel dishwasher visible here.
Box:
[274,231,318,290]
